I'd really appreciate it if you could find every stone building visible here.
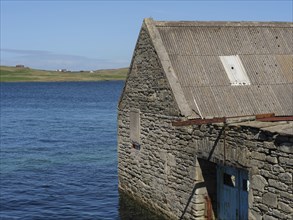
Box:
[118,18,293,220]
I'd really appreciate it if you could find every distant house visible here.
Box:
[118,18,293,220]
[15,64,25,68]
[56,69,67,72]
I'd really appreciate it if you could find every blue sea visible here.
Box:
[0,82,161,220]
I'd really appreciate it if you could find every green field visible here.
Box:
[0,66,128,82]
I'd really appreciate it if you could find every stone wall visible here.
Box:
[118,110,293,219]
[191,121,293,220]
[118,110,207,219]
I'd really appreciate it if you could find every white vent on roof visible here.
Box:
[220,55,251,86]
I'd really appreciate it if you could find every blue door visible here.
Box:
[217,165,248,220]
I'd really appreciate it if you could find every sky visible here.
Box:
[0,0,292,71]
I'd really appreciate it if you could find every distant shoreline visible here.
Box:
[0,66,128,82]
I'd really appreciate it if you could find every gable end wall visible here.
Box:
[118,24,183,219]
[118,23,180,116]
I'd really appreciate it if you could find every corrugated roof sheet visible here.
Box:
[152,20,293,118]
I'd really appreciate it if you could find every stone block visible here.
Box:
[192,209,205,217]
[237,147,250,166]
[260,170,277,179]
[262,192,278,208]
[279,144,292,153]
[159,149,167,161]
[257,147,270,154]
[272,209,288,219]
[278,172,292,184]
[167,153,176,167]
[249,190,254,208]
[263,214,277,220]
[192,195,206,205]
[272,165,285,174]
[263,163,273,171]
[258,204,268,212]
[253,196,262,202]
[250,159,265,169]
[250,209,262,220]
[164,164,170,176]
[251,175,268,192]
[278,202,293,214]
[192,203,205,211]
[279,191,292,200]
[268,179,288,190]
[188,166,197,180]
[279,157,293,166]
[264,141,277,149]
[266,156,278,164]
[252,152,266,161]
[195,187,207,195]
[267,187,276,193]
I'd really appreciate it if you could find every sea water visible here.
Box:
[0,82,161,220]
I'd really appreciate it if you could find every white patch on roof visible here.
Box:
[220,55,251,86]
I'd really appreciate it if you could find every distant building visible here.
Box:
[15,65,25,68]
[56,69,67,72]
[118,18,293,220]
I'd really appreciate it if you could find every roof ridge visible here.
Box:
[152,20,293,28]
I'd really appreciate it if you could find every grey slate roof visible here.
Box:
[145,19,293,118]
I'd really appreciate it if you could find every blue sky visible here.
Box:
[1,1,292,71]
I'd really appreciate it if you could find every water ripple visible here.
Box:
[0,82,162,219]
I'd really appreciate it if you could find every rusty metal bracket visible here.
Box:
[171,113,292,127]
[256,115,293,122]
